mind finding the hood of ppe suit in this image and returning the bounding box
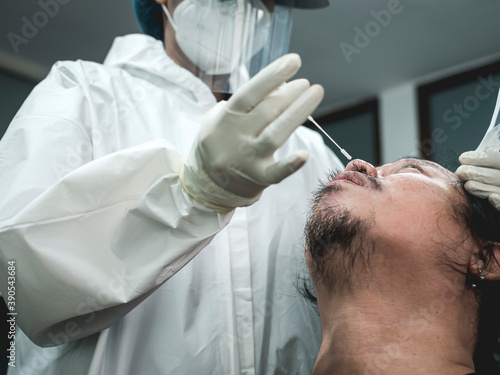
[104,34,215,105]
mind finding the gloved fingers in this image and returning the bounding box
[263,150,309,184]
[456,165,500,186]
[489,194,500,211]
[227,53,302,114]
[250,79,311,135]
[459,151,500,167]
[463,180,500,200]
[255,84,324,153]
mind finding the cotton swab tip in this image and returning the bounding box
[341,149,352,160]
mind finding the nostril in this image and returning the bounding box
[351,163,367,174]
[345,159,378,179]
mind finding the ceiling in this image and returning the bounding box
[1,0,500,114]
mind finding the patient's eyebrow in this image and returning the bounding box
[402,158,458,180]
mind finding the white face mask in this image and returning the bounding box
[161,0,271,75]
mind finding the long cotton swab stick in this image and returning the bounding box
[308,116,352,160]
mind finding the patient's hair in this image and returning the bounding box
[299,181,500,373]
[455,185,500,374]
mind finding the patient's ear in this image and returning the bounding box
[469,242,500,281]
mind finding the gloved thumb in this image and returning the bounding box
[264,150,309,184]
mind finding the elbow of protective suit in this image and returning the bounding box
[25,286,160,347]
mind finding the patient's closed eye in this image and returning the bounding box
[398,162,423,173]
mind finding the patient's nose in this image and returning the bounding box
[345,159,378,179]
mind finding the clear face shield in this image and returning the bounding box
[161,0,293,93]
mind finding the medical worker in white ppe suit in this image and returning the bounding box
[0,0,343,374]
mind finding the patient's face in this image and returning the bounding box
[305,158,467,294]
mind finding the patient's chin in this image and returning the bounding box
[305,204,373,293]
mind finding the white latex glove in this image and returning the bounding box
[180,53,324,213]
[456,151,500,210]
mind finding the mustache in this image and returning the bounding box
[312,169,382,206]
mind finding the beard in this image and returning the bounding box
[304,182,375,295]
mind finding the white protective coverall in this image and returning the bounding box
[0,34,343,375]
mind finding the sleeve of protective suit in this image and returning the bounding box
[0,64,232,347]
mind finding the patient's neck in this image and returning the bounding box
[312,277,478,375]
